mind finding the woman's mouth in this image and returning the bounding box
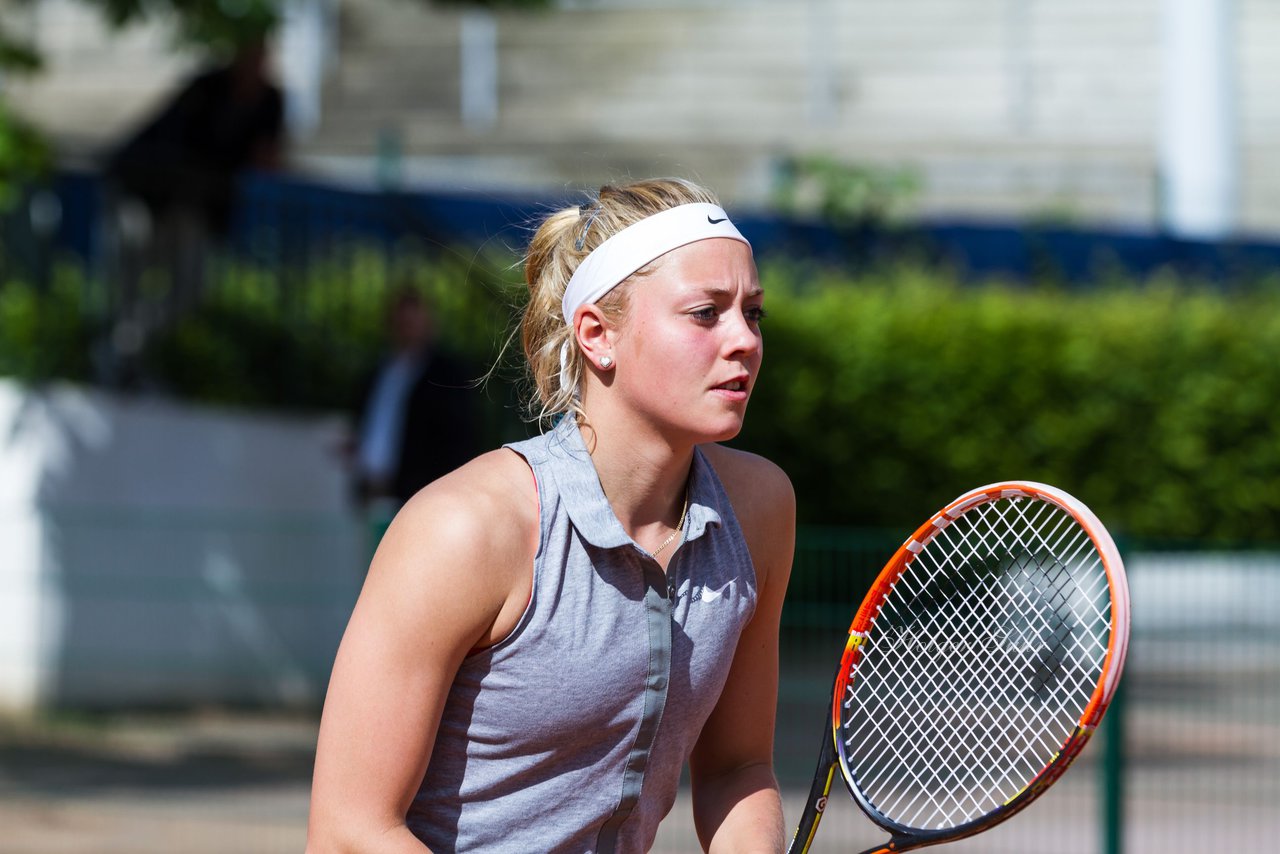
[713,377,751,398]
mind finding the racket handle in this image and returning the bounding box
[787,721,839,854]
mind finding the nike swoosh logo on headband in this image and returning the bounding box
[707,215,728,224]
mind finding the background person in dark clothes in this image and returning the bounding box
[107,36,284,238]
[102,35,284,371]
[350,288,482,512]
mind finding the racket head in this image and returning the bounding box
[831,481,1130,848]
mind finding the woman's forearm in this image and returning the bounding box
[693,761,786,853]
[305,820,432,854]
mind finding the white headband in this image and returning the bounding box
[559,202,750,325]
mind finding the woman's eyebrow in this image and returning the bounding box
[697,284,765,298]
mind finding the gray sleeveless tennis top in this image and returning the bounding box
[406,415,758,853]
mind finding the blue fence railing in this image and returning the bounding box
[11,168,1280,291]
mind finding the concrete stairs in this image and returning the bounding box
[8,0,1280,232]
[301,0,1172,225]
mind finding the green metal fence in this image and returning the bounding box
[5,513,1278,852]
[1116,549,1280,852]
[654,529,1280,853]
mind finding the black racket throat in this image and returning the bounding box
[788,660,843,854]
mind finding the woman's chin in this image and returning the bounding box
[698,414,747,445]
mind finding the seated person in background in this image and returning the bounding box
[102,34,285,357]
[107,36,284,239]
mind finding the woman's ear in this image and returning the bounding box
[573,304,616,370]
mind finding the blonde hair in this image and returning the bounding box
[520,177,721,425]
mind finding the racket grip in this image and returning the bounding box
[787,722,839,854]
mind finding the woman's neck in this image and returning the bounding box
[579,410,694,540]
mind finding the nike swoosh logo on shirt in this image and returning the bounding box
[698,580,735,602]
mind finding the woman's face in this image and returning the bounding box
[607,236,764,445]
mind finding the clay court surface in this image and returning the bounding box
[1,703,1275,854]
[0,713,314,854]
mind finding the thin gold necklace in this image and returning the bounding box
[650,490,690,558]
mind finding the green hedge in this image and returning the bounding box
[0,274,93,381]
[138,249,532,448]
[737,264,1280,542]
[0,248,532,452]
[148,249,513,395]
[4,253,1279,542]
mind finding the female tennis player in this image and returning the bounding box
[306,178,795,853]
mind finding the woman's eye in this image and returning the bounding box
[745,306,768,323]
[691,307,718,322]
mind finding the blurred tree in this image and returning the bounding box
[0,23,41,75]
[51,0,552,55]
[93,0,282,57]
[432,0,553,7]
[771,153,920,232]
[0,20,50,209]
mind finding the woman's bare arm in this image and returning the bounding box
[690,446,796,853]
[306,450,537,854]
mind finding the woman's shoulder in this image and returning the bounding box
[370,449,539,644]
[698,444,795,588]
[396,448,539,556]
[699,443,794,512]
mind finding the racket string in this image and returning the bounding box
[847,586,1040,821]
[846,616,1052,826]
[839,497,1112,831]
[847,592,1068,826]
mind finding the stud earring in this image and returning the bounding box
[600,356,613,369]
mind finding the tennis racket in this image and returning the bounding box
[788,481,1130,854]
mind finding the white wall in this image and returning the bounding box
[0,380,365,712]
